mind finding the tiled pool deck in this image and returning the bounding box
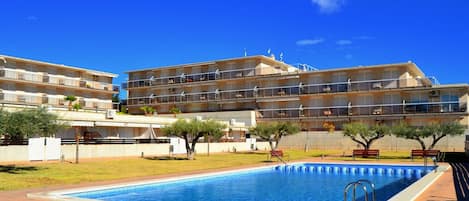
[0,159,462,201]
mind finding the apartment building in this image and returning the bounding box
[0,55,118,111]
[125,55,469,131]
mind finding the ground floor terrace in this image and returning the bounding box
[0,150,467,201]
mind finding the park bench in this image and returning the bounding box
[411,150,440,161]
[269,150,290,162]
[352,149,380,160]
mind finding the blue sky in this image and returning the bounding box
[1,0,468,98]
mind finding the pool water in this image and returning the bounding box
[69,163,435,201]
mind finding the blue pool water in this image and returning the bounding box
[69,163,435,201]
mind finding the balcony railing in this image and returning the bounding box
[128,88,261,106]
[257,101,465,119]
[0,68,117,92]
[126,68,258,89]
[0,93,112,110]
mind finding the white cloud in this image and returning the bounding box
[311,0,346,14]
[336,40,352,45]
[26,16,38,21]
[345,54,353,59]
[296,38,325,46]
[354,36,375,40]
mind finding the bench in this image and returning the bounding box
[411,150,440,161]
[352,149,380,160]
[269,150,289,162]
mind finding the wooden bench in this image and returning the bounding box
[269,150,289,162]
[411,150,440,161]
[271,150,284,157]
[352,149,380,160]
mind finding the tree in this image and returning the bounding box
[249,122,300,150]
[200,120,226,156]
[162,118,224,160]
[2,107,67,144]
[393,122,466,150]
[72,103,82,111]
[140,106,155,116]
[64,95,77,111]
[169,106,181,118]
[0,108,8,138]
[343,122,391,150]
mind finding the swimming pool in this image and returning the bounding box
[62,163,436,201]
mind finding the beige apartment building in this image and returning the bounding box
[0,55,118,111]
[125,55,469,131]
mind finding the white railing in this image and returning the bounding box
[257,101,465,119]
[0,68,117,92]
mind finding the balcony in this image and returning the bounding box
[220,90,255,100]
[257,101,465,120]
[256,86,300,98]
[126,68,258,89]
[0,68,117,92]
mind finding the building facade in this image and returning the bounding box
[125,55,469,131]
[0,55,118,111]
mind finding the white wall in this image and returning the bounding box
[279,131,466,151]
[0,145,29,162]
[0,142,270,162]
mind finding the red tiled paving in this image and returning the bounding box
[415,165,457,201]
[0,158,459,201]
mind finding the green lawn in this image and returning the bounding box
[0,149,415,191]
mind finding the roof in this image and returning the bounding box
[300,62,425,77]
[432,83,469,90]
[125,55,295,73]
[0,54,118,78]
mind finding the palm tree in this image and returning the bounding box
[169,106,181,117]
[72,103,82,111]
[140,106,155,116]
[64,95,77,111]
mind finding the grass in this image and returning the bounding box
[0,149,418,191]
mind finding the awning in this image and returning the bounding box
[126,123,151,128]
[60,121,95,127]
[94,122,163,128]
[95,122,127,127]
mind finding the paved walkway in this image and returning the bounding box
[415,165,457,201]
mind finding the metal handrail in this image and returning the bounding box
[344,179,376,201]
[357,179,376,201]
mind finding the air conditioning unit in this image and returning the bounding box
[429,90,440,97]
[106,109,116,119]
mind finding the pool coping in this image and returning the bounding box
[28,161,448,201]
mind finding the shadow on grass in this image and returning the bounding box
[0,165,40,174]
[144,156,188,161]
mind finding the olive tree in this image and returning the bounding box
[343,122,391,150]
[2,107,66,144]
[0,108,8,138]
[162,118,225,160]
[392,122,466,150]
[202,119,226,156]
[249,122,300,150]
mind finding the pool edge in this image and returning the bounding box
[388,164,450,201]
[28,161,443,201]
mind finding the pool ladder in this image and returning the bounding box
[343,179,376,201]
